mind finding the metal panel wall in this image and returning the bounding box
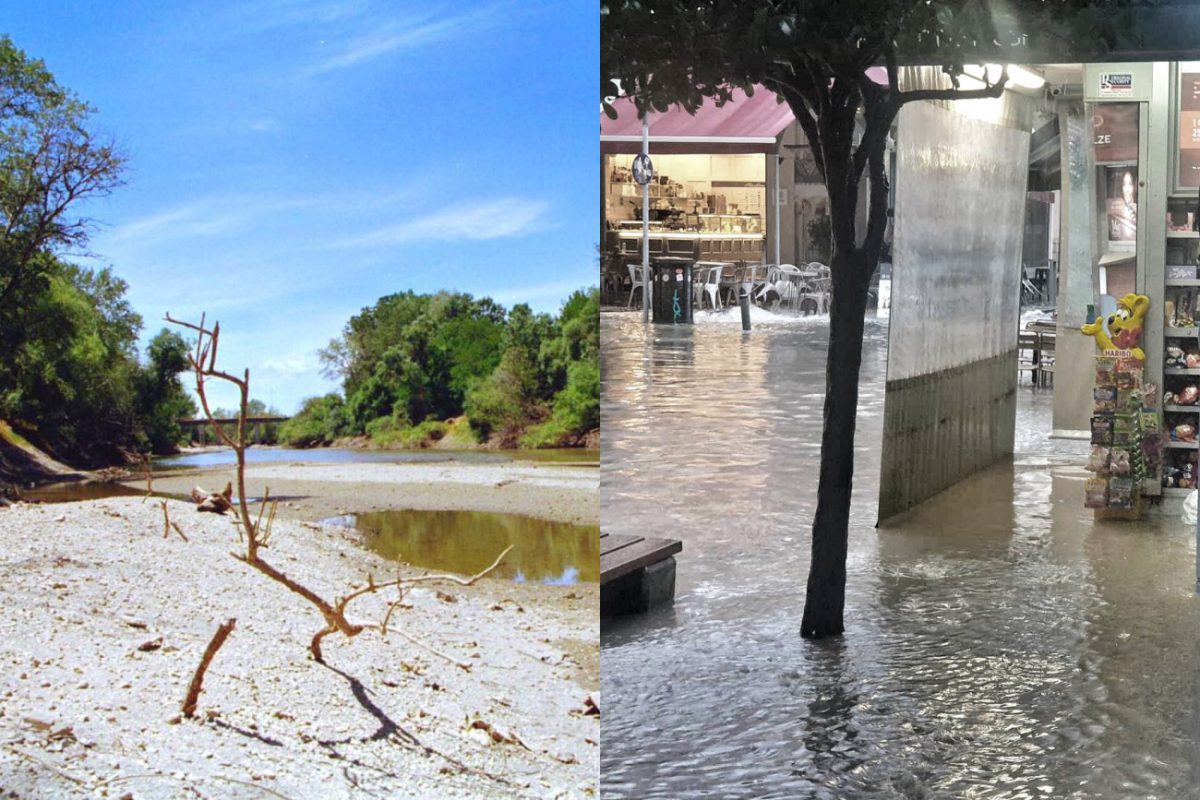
[879,100,1030,521]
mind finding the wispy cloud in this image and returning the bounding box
[99,200,311,251]
[306,7,498,75]
[102,201,247,245]
[102,193,340,250]
[338,197,550,247]
[217,0,369,34]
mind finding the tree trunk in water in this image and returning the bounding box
[801,249,871,639]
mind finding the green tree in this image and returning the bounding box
[0,35,124,311]
[136,329,196,454]
[464,346,541,440]
[327,291,507,432]
[540,288,599,398]
[278,394,352,447]
[602,1,1122,638]
[0,260,153,464]
[314,288,595,448]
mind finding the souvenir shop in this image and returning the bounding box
[1076,62,1200,515]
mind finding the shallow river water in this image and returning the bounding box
[324,508,599,585]
[155,446,596,469]
[601,311,1200,799]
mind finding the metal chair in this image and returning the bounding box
[800,275,832,315]
[776,264,804,311]
[626,263,645,309]
[755,265,780,306]
[700,264,725,310]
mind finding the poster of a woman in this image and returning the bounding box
[1107,166,1137,242]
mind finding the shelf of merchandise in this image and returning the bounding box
[609,181,690,200]
[1163,242,1200,493]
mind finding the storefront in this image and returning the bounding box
[1057,62,1200,501]
[599,89,794,304]
[604,152,767,263]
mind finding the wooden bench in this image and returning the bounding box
[601,532,682,615]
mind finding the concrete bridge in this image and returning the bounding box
[178,416,290,445]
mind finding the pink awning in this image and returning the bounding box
[600,86,795,154]
[600,72,889,154]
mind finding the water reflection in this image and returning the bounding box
[325,508,598,584]
[601,311,1200,799]
[23,481,146,503]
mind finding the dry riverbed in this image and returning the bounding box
[0,461,599,798]
[140,459,599,527]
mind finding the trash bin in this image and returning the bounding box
[650,257,693,324]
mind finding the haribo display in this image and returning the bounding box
[1082,304,1162,511]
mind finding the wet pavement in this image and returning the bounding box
[600,311,1200,799]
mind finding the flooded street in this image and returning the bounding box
[601,312,1200,799]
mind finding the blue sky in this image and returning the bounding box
[3,1,597,413]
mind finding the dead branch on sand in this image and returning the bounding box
[181,617,236,718]
[165,312,511,714]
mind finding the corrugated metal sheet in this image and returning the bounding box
[879,99,1030,521]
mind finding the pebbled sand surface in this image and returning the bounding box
[0,490,598,798]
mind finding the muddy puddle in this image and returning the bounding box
[22,481,153,503]
[324,508,599,585]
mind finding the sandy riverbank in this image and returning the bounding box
[130,460,599,528]
[0,495,599,798]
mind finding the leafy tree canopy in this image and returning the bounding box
[294,288,599,449]
[0,35,124,310]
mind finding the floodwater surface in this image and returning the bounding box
[325,509,599,585]
[601,311,1200,799]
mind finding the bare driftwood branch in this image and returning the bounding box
[182,617,236,719]
[166,312,512,702]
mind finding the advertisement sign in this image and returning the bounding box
[1180,72,1200,187]
[1106,166,1138,242]
[1092,103,1139,163]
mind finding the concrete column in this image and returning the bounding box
[1052,100,1098,436]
